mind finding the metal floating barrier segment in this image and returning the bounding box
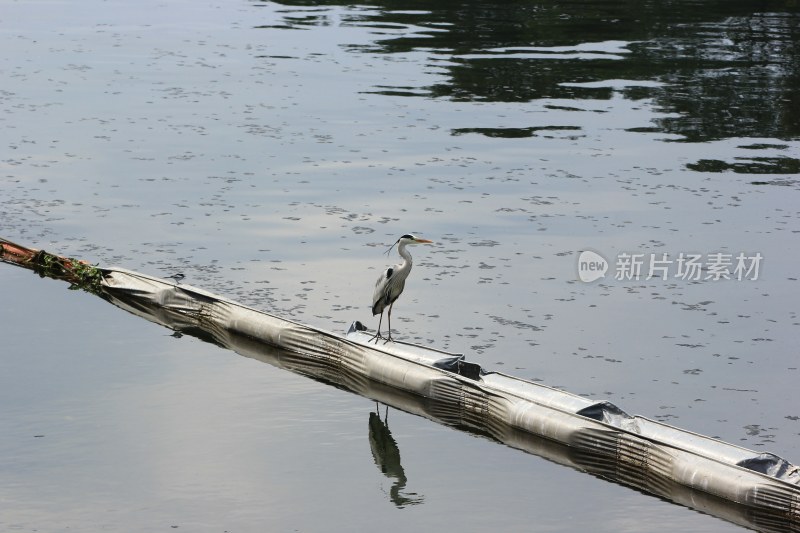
[1,239,798,531]
[97,268,800,531]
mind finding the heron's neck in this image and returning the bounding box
[397,242,413,265]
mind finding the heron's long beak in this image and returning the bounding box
[414,238,434,244]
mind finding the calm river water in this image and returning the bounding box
[2,1,799,531]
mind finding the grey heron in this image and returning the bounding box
[370,234,433,343]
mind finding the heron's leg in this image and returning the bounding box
[384,302,394,343]
[369,311,384,343]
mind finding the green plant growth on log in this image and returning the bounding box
[30,250,104,294]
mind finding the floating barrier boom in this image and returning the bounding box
[2,238,799,531]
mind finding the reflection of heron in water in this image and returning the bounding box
[368,403,424,508]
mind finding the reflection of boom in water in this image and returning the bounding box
[368,403,424,508]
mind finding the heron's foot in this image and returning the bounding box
[368,330,384,343]
[383,334,394,344]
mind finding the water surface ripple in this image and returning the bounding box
[2,0,799,531]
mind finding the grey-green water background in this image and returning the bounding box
[2,1,799,531]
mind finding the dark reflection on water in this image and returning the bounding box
[368,403,424,508]
[688,155,800,173]
[257,0,800,145]
[452,125,583,139]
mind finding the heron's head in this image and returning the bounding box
[386,234,434,254]
[399,234,433,245]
